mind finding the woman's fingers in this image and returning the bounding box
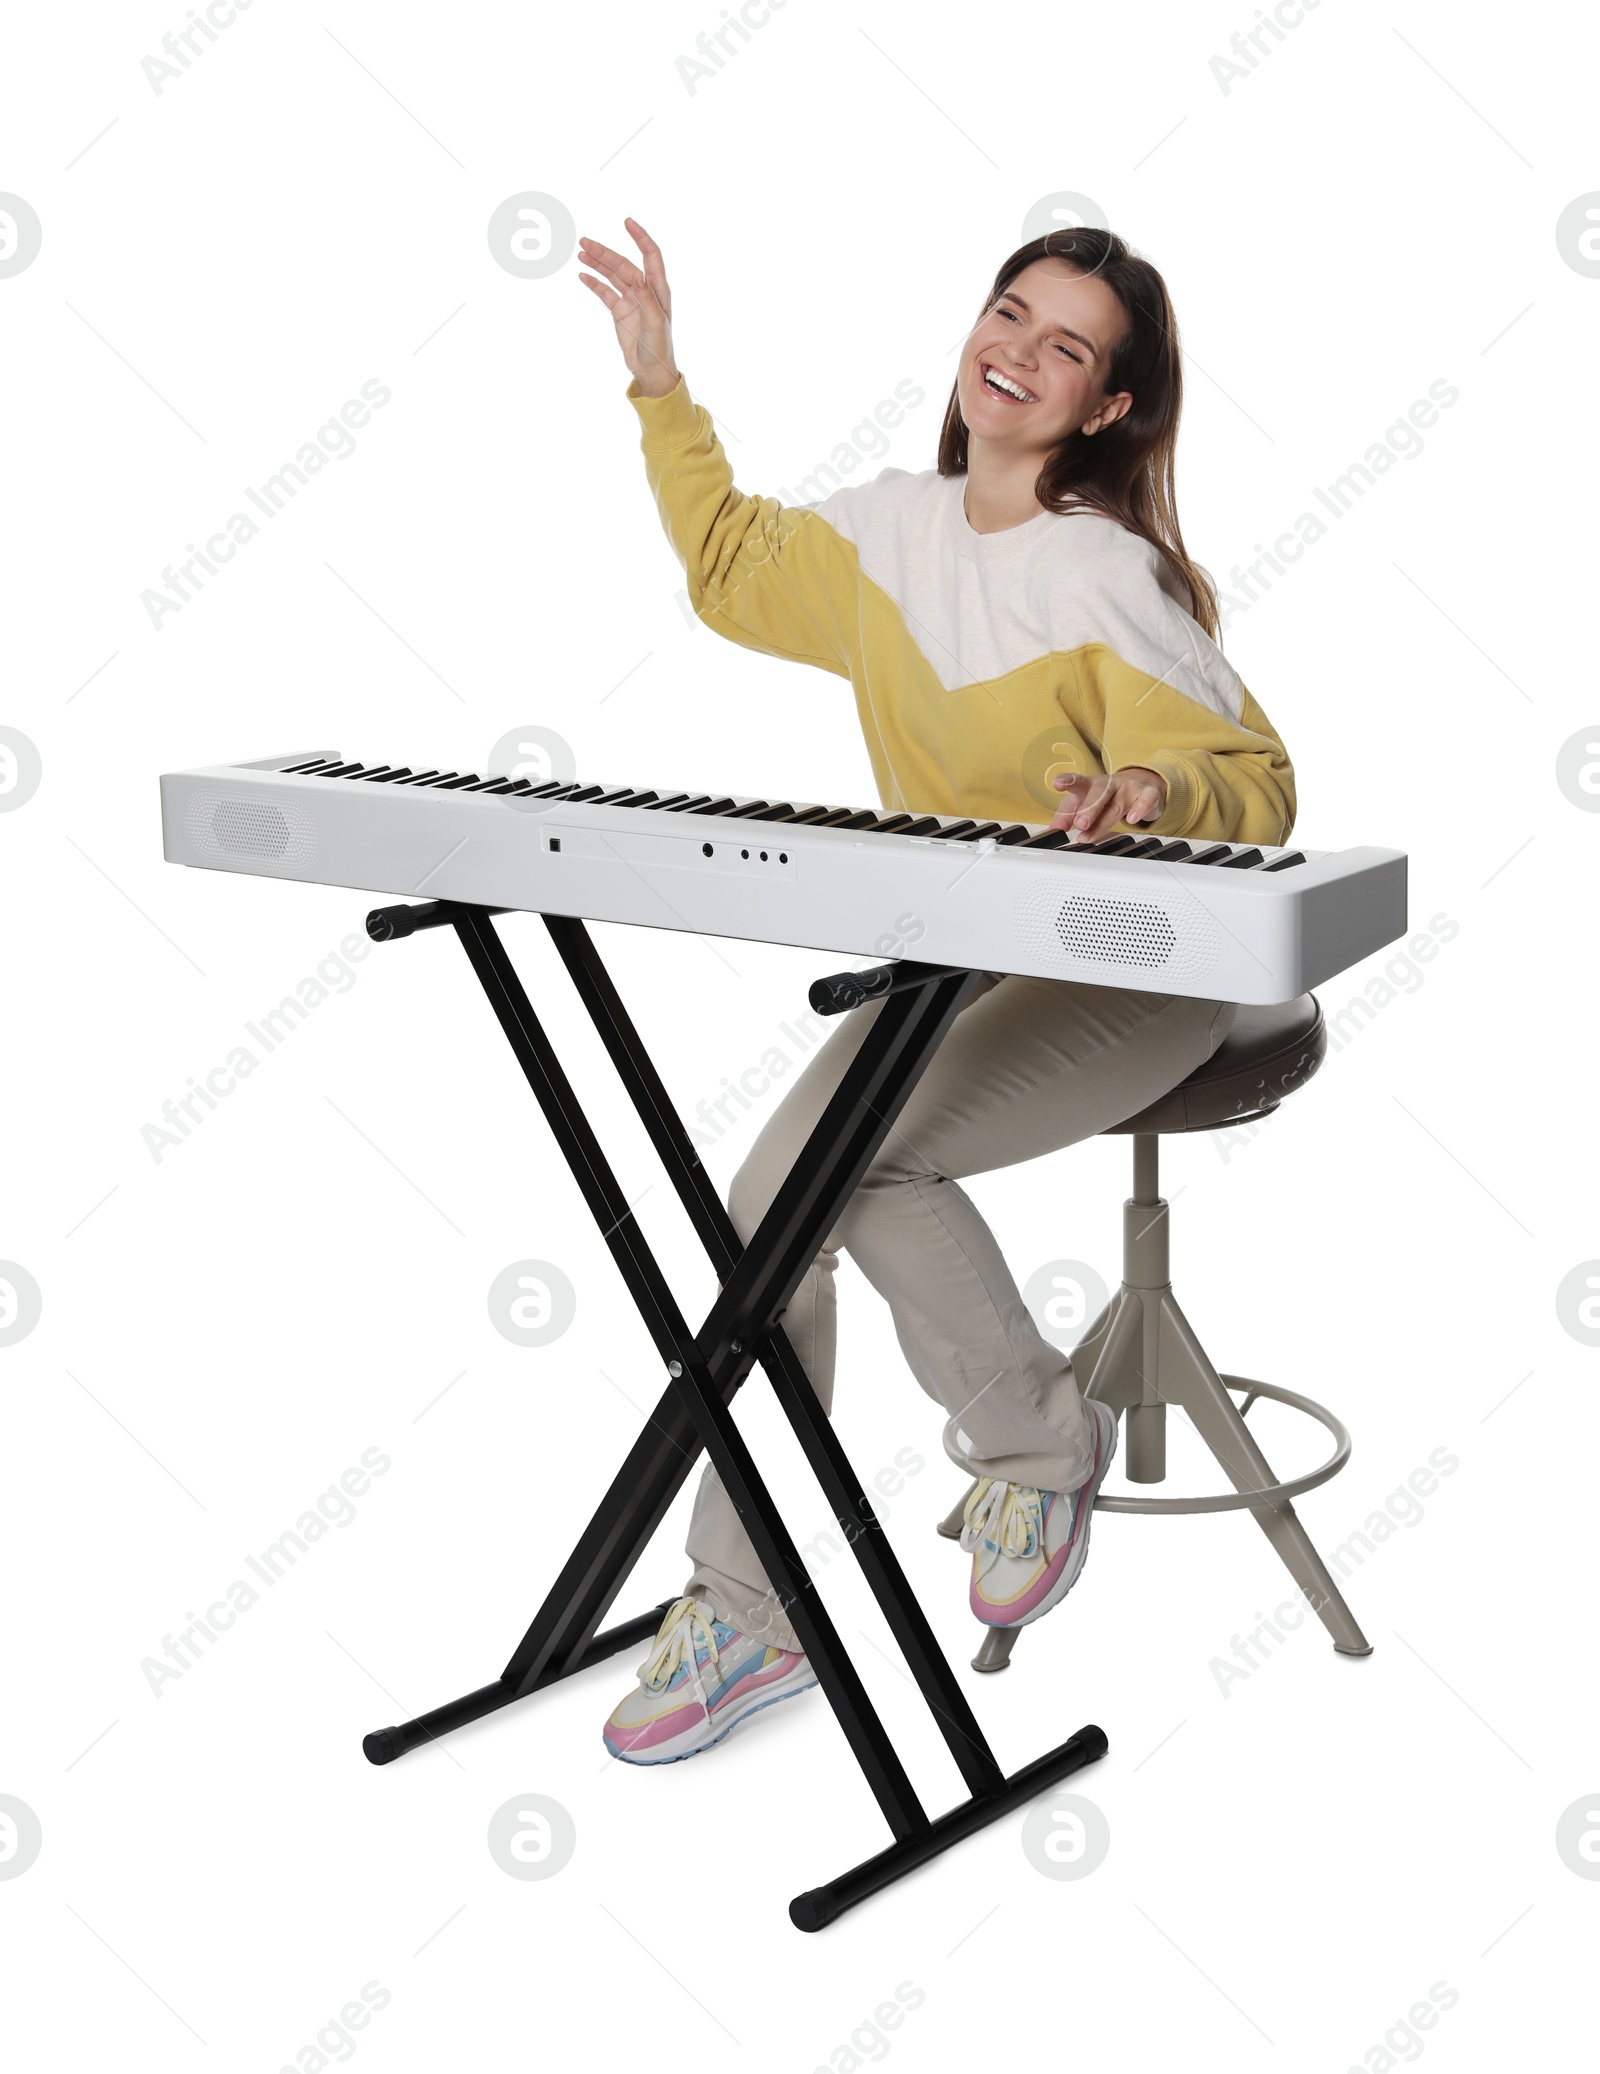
[578,228,668,320]
[1047,772,1088,831]
[1116,768,1168,827]
[624,217,672,318]
[576,236,630,280]
[1065,775,1118,840]
[577,239,646,310]
[577,269,626,316]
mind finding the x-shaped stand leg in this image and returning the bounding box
[361,904,1106,1928]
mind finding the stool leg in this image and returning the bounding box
[936,1489,972,1541]
[1155,1292,1373,1656]
[970,1627,1018,1673]
[1068,1292,1117,1393]
[1078,1287,1143,1416]
[1120,1143,1168,1483]
[1125,1401,1167,1483]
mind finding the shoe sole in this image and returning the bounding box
[970,1403,1120,1630]
[604,1661,820,1766]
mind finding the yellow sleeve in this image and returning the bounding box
[1079,643,1297,848]
[626,373,855,678]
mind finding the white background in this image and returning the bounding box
[3,1,1596,2066]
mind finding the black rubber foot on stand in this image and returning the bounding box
[788,1722,1109,1930]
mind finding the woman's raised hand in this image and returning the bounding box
[577,218,680,398]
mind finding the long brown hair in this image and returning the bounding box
[937,227,1220,640]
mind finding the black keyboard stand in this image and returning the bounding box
[358,899,1107,1929]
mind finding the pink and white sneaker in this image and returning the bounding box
[960,1400,1119,1628]
[601,1595,818,1765]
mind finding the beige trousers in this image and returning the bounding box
[682,971,1238,1652]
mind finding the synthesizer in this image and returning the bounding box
[159,749,1407,1005]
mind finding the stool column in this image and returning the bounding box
[1124,1135,1168,1483]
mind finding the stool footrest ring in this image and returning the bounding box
[941,1376,1351,1518]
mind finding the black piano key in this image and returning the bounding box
[283,756,340,773]
[365,768,414,783]
[1186,844,1233,865]
[517,779,569,797]
[1019,828,1072,850]
[433,774,483,790]
[948,822,1004,841]
[654,794,714,813]
[863,813,915,833]
[1217,846,1264,869]
[478,779,523,794]
[587,786,641,805]
[898,816,943,836]
[641,792,694,811]
[686,797,739,815]
[833,809,882,830]
[927,820,978,841]
[1082,834,1137,854]
[606,790,660,808]
[711,800,770,818]
[807,807,860,827]
[1118,838,1167,858]
[318,762,366,779]
[562,783,606,801]
[1261,850,1307,871]
[461,775,510,791]
[393,769,442,786]
[1149,840,1193,860]
[993,825,1033,845]
[346,765,394,780]
[776,806,834,825]
[742,801,795,821]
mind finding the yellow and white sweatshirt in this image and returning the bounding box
[627,373,1295,846]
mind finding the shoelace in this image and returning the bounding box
[639,1595,724,1705]
[963,1477,1047,1572]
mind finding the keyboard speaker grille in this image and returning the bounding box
[1055,895,1176,966]
[1015,882,1221,982]
[185,788,315,868]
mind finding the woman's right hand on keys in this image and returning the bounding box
[578,218,680,398]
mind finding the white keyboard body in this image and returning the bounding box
[160,750,1408,1005]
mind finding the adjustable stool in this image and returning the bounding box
[936,992,1373,1673]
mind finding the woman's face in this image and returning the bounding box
[958,257,1132,452]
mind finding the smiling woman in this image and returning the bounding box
[943,246,1215,619]
[574,216,1295,1766]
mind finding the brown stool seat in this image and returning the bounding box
[1104,993,1325,1136]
